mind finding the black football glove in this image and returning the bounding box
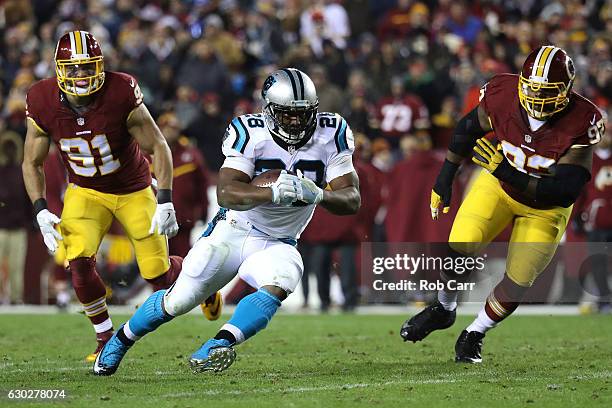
[431,160,459,220]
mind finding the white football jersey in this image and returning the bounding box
[220,112,355,240]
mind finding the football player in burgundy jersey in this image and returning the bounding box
[22,31,221,362]
[400,46,605,363]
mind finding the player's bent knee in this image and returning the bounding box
[183,240,230,280]
[163,278,205,316]
[506,269,537,288]
[163,292,198,316]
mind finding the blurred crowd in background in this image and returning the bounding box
[0,0,610,309]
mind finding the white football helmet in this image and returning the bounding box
[261,68,319,146]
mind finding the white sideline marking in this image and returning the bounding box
[161,379,456,398]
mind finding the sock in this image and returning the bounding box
[70,257,112,333]
[219,288,281,344]
[465,307,497,334]
[145,256,183,291]
[120,290,174,344]
[437,289,458,311]
[466,274,528,334]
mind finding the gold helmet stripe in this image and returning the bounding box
[73,30,83,54]
[534,46,554,78]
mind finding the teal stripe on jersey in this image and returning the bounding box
[231,118,250,154]
[334,119,348,153]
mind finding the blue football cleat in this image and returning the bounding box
[189,338,236,373]
[92,326,132,376]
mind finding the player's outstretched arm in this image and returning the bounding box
[431,105,492,219]
[128,104,173,190]
[22,118,62,253]
[22,118,51,203]
[319,171,361,215]
[128,104,179,237]
[217,167,275,210]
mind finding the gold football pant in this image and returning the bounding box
[59,184,169,279]
[449,170,572,286]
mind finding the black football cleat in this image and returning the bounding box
[454,330,485,363]
[400,301,456,342]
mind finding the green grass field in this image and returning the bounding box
[0,313,610,407]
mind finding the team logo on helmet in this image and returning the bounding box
[261,76,277,99]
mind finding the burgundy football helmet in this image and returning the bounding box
[55,31,105,96]
[518,45,575,120]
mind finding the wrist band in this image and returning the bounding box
[33,198,48,215]
[157,189,172,204]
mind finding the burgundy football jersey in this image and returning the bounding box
[581,149,612,230]
[26,71,151,194]
[480,74,604,207]
[375,95,429,138]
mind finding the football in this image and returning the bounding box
[251,169,308,206]
[250,169,295,187]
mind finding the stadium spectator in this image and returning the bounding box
[384,135,461,243]
[576,126,612,313]
[184,92,227,172]
[0,129,29,304]
[300,0,350,58]
[372,76,429,148]
[176,39,230,97]
[158,112,210,258]
[309,64,345,114]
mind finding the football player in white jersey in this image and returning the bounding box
[93,68,361,375]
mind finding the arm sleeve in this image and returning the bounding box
[447,106,488,157]
[326,115,356,182]
[220,118,256,177]
[494,161,591,208]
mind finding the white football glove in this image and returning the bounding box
[296,170,324,205]
[149,202,179,237]
[270,170,299,206]
[36,209,62,254]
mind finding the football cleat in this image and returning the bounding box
[92,326,132,376]
[200,291,223,321]
[455,330,485,363]
[400,301,456,342]
[85,329,113,363]
[189,338,236,373]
